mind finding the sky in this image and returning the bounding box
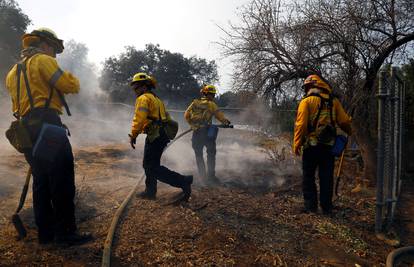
[17,0,251,91]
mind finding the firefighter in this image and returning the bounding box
[293,74,352,214]
[5,28,91,244]
[184,85,231,184]
[128,72,193,201]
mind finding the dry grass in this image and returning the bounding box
[0,132,405,266]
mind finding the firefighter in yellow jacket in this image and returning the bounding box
[293,74,352,214]
[5,28,91,244]
[184,85,230,184]
[129,72,193,201]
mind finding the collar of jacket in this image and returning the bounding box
[20,47,46,59]
[200,96,212,101]
[137,91,155,98]
[306,88,330,99]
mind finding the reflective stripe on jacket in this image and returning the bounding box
[293,88,352,153]
[130,92,170,138]
[5,53,80,116]
[184,97,227,130]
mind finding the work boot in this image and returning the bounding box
[195,157,207,180]
[299,207,317,214]
[55,231,92,246]
[181,175,193,202]
[322,206,334,215]
[136,190,156,200]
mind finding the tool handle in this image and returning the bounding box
[15,168,32,214]
[336,150,345,177]
[334,176,341,196]
[334,151,345,196]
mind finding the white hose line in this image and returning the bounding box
[101,129,193,267]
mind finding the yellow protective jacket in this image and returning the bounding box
[5,53,80,116]
[130,92,170,138]
[293,88,352,153]
[184,97,228,130]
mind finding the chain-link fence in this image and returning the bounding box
[376,67,406,233]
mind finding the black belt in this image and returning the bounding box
[22,107,59,119]
[22,107,62,127]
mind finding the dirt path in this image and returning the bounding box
[0,131,407,266]
[113,174,390,266]
[0,143,141,267]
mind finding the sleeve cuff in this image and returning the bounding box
[130,131,139,138]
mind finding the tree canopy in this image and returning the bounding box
[220,0,414,181]
[0,0,30,92]
[221,0,414,101]
[99,44,219,107]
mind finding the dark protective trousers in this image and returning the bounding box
[22,109,76,240]
[192,127,217,178]
[302,144,335,212]
[143,128,188,195]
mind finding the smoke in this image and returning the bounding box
[0,97,17,153]
[162,125,299,190]
[54,39,133,147]
[0,74,299,193]
[233,99,279,136]
[60,89,299,191]
[57,39,107,113]
[0,40,300,193]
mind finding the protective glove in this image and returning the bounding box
[128,134,136,149]
[223,119,231,126]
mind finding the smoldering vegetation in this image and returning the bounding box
[0,41,299,192]
[0,80,299,191]
[60,89,300,190]
[164,127,299,190]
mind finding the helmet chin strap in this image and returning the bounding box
[39,42,57,57]
[135,85,150,97]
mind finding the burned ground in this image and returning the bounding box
[0,129,411,266]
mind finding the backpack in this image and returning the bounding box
[188,99,212,126]
[308,93,337,145]
[147,95,178,141]
[6,58,71,153]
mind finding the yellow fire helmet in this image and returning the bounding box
[22,27,64,54]
[200,84,217,95]
[302,74,332,93]
[130,72,157,88]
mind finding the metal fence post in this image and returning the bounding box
[398,72,405,187]
[376,70,387,234]
[386,68,396,227]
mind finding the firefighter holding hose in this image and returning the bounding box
[128,72,193,201]
[293,74,352,214]
[184,85,231,185]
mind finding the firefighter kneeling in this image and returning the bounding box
[184,85,230,185]
[129,72,193,201]
[293,74,352,214]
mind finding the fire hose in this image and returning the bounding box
[101,124,233,267]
